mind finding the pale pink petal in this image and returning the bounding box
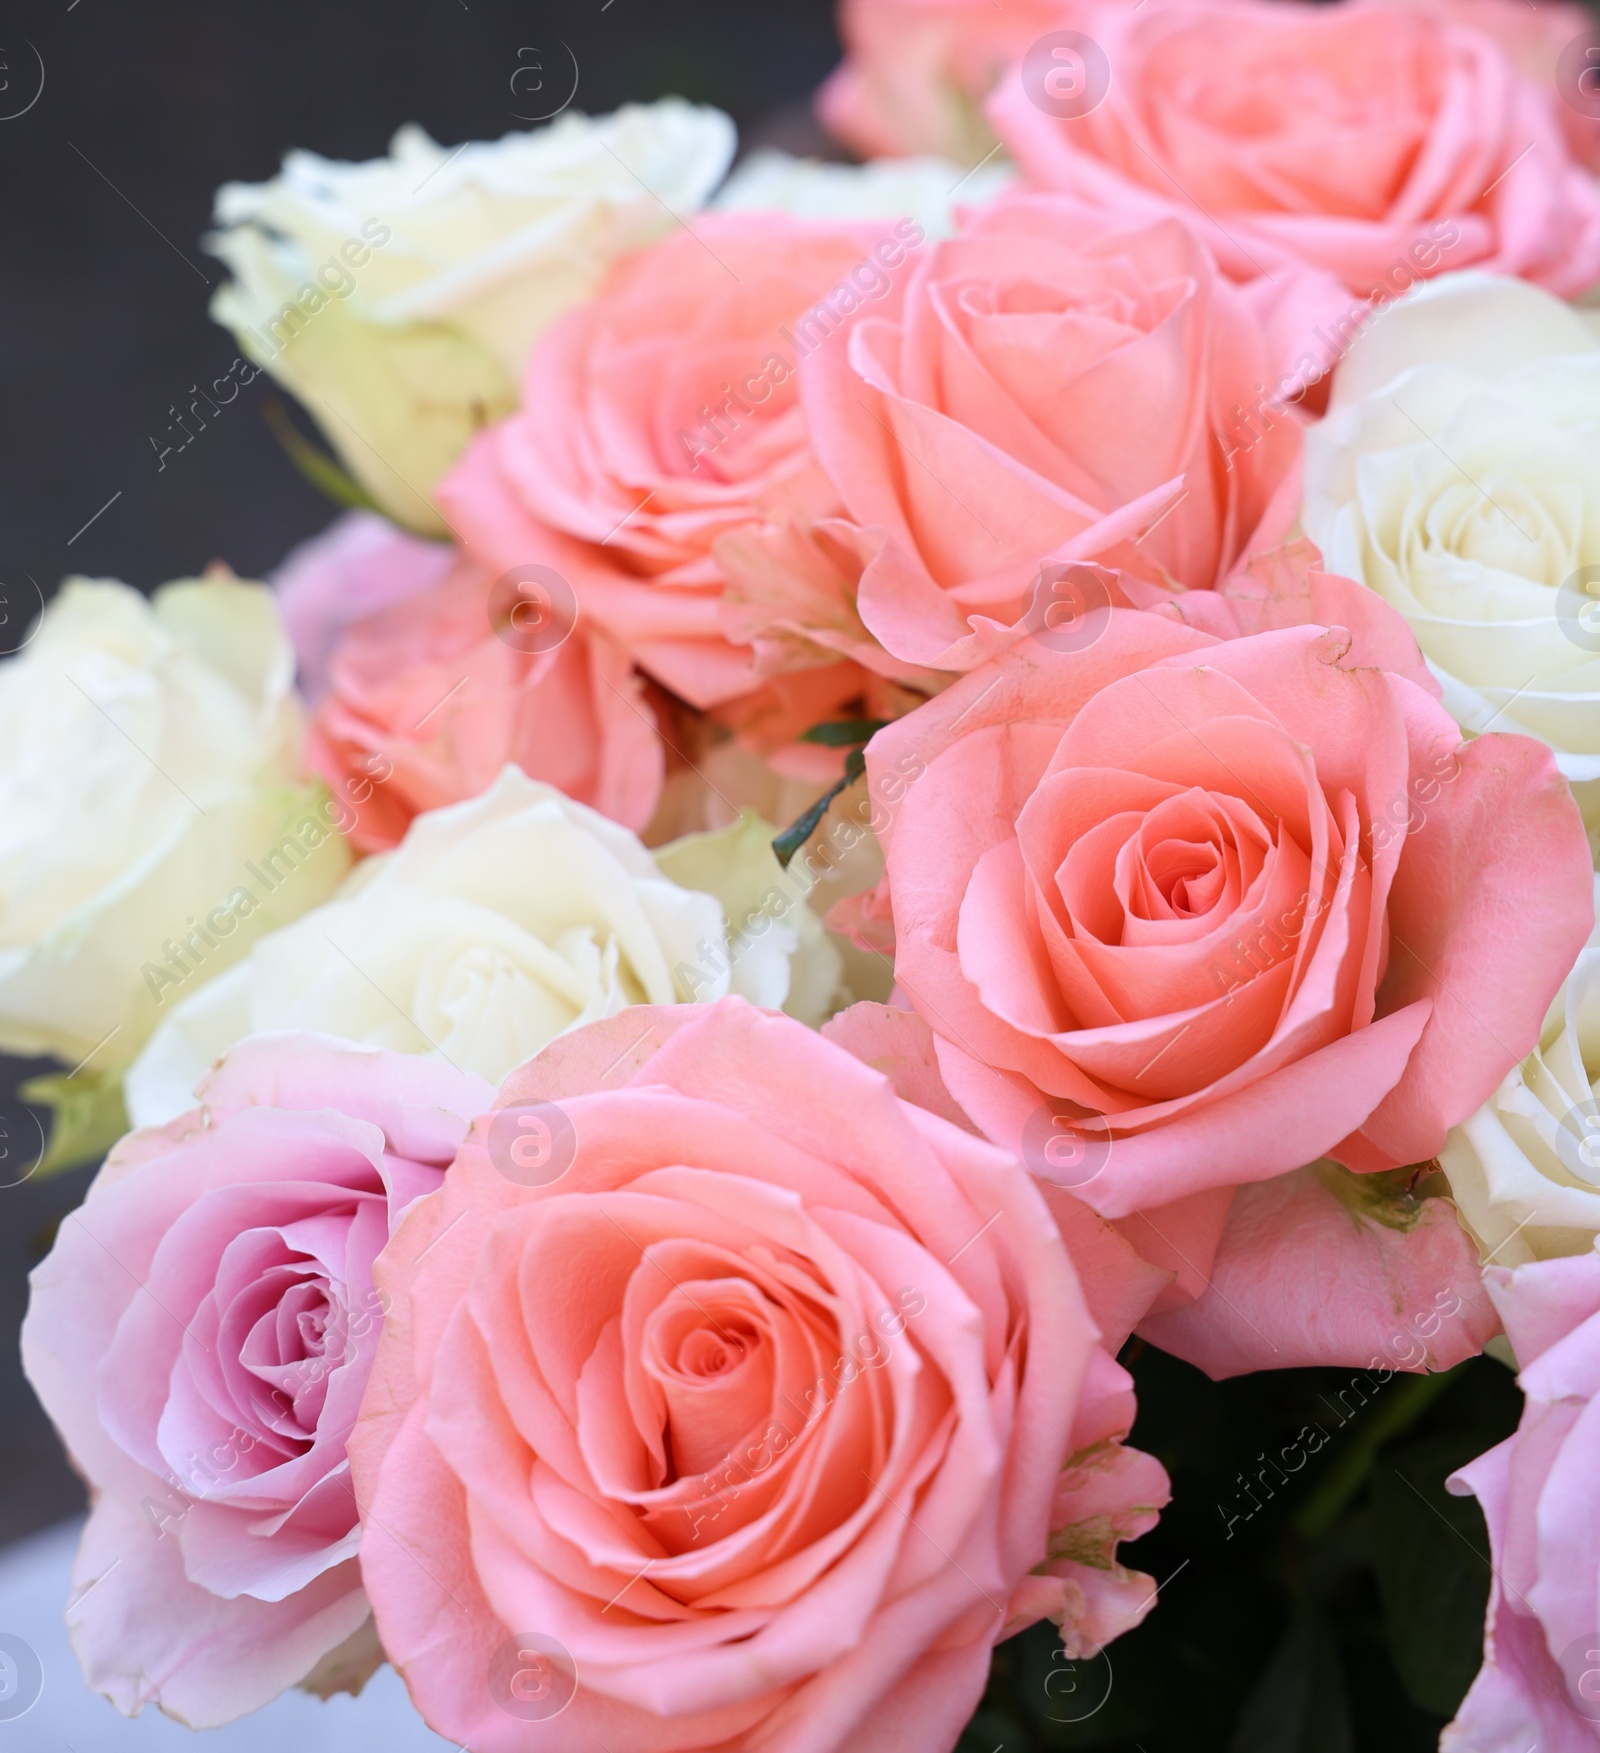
[1139,1161,1500,1376]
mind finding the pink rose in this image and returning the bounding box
[989,0,1600,298]
[1447,1252,1600,1750]
[439,214,930,711]
[795,193,1330,673]
[20,1033,492,1727]
[862,605,1593,1294]
[1367,0,1600,171]
[350,998,1169,1753]
[305,539,663,854]
[816,0,1064,160]
[1137,1158,1500,1378]
[272,511,456,705]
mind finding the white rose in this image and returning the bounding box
[713,148,1013,236]
[125,768,839,1125]
[1441,879,1600,1264]
[0,576,348,1069]
[207,101,736,531]
[653,808,843,1025]
[1303,270,1600,835]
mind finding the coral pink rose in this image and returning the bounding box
[20,1032,492,1726]
[863,605,1593,1296]
[304,536,662,853]
[794,193,1334,673]
[1446,1251,1600,1751]
[989,0,1600,299]
[817,0,1064,161]
[350,998,1170,1753]
[440,214,931,710]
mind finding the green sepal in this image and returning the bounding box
[16,1066,130,1181]
[772,749,867,868]
[797,718,892,748]
[262,395,386,513]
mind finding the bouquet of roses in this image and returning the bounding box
[12,0,1600,1746]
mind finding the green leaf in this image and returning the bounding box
[796,717,892,748]
[262,395,386,513]
[1229,1609,1354,1753]
[1371,1433,1492,1717]
[16,1068,129,1180]
[771,750,866,869]
[1293,1364,1465,1542]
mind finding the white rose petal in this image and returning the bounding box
[1304,270,1600,837]
[653,810,845,1026]
[0,577,348,1066]
[713,148,1013,236]
[207,101,736,530]
[125,768,827,1125]
[1441,877,1600,1263]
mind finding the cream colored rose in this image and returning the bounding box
[1303,271,1600,834]
[124,768,841,1124]
[0,576,349,1069]
[653,808,843,1025]
[208,101,735,531]
[713,148,1013,235]
[1441,879,1600,1263]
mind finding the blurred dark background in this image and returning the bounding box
[0,0,842,1547]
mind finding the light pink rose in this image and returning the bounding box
[1137,1158,1501,1377]
[304,539,663,853]
[796,193,1335,673]
[1156,537,1451,692]
[989,0,1600,299]
[816,0,1064,160]
[1367,0,1600,171]
[1446,1251,1600,1751]
[272,511,456,705]
[350,998,1169,1753]
[439,214,931,711]
[862,606,1593,1295]
[20,1033,492,1727]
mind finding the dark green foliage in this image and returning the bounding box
[956,1344,1523,1752]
